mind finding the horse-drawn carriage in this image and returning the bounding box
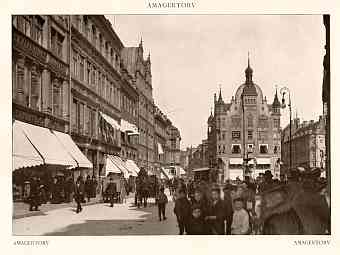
[135,168,160,208]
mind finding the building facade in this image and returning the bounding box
[69,15,124,178]
[12,15,182,182]
[13,15,71,134]
[154,106,171,173]
[281,116,326,175]
[209,59,281,181]
[121,41,156,173]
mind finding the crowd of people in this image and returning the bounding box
[167,168,330,235]
[24,174,99,212]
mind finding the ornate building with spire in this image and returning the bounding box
[121,39,156,173]
[208,57,282,181]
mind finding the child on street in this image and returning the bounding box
[231,197,250,235]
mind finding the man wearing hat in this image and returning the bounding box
[258,170,274,193]
[222,185,234,234]
[205,187,225,234]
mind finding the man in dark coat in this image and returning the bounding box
[91,175,98,198]
[187,205,208,235]
[174,189,191,235]
[190,189,209,218]
[28,177,40,211]
[74,180,84,213]
[85,175,92,202]
[106,178,117,207]
[205,187,225,235]
[223,185,234,235]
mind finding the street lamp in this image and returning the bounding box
[279,86,292,173]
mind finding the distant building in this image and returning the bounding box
[208,58,281,182]
[281,116,326,176]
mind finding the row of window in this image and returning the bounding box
[72,49,120,109]
[75,15,120,72]
[13,16,66,60]
[121,94,137,118]
[71,98,96,137]
[12,61,64,118]
[218,144,279,154]
[217,116,279,129]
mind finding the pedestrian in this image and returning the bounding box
[187,205,208,235]
[190,189,208,218]
[74,179,84,214]
[85,175,92,202]
[174,189,191,235]
[231,197,250,235]
[156,187,168,221]
[205,187,225,235]
[120,176,127,203]
[91,175,98,199]
[28,176,40,211]
[106,178,117,207]
[223,185,234,235]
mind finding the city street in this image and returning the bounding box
[13,191,178,235]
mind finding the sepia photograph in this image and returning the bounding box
[11,14,330,236]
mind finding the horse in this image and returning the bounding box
[254,182,330,235]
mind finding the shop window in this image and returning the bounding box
[232,144,241,154]
[260,144,268,154]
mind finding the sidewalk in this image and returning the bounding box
[13,193,136,220]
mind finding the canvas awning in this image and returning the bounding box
[121,119,139,135]
[109,155,133,178]
[13,121,44,171]
[192,167,209,172]
[256,158,271,165]
[99,112,121,130]
[125,159,140,175]
[229,158,243,165]
[105,155,122,176]
[157,143,164,154]
[15,121,77,167]
[53,131,93,168]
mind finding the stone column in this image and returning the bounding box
[16,53,25,105]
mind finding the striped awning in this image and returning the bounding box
[15,121,77,167]
[13,121,44,171]
[100,112,121,130]
[121,119,139,135]
[105,155,121,176]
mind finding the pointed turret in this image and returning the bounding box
[242,52,257,96]
[217,85,224,104]
[272,88,281,108]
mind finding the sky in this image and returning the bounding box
[106,15,325,150]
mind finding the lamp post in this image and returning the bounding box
[279,86,292,173]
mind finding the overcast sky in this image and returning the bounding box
[107,15,325,150]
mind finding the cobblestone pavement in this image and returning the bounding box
[13,191,178,235]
